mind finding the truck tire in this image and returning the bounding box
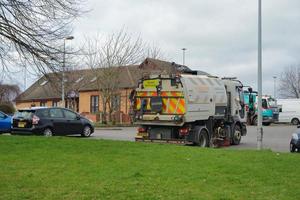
[291,118,299,125]
[263,122,271,126]
[252,116,257,126]
[231,125,241,145]
[196,129,209,147]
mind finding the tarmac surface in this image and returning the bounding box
[89,124,298,152]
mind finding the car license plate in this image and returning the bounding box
[18,122,26,128]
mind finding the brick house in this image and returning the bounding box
[15,58,191,123]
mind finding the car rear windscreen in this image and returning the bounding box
[14,110,35,119]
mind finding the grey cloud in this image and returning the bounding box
[71,0,300,96]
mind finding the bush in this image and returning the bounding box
[0,102,16,114]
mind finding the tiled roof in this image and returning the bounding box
[16,58,194,102]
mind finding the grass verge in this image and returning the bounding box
[0,135,299,200]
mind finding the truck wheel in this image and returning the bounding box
[231,125,241,145]
[252,116,257,126]
[196,129,209,147]
[291,118,299,125]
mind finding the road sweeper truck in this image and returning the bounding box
[132,73,247,147]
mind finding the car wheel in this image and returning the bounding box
[43,128,53,137]
[81,126,91,137]
[231,125,242,145]
[291,118,299,125]
[290,143,296,153]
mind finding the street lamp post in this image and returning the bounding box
[273,76,277,98]
[257,0,263,150]
[182,48,187,65]
[61,36,74,108]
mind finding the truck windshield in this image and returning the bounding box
[268,98,276,107]
[262,99,269,109]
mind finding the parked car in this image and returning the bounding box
[11,107,94,137]
[277,99,300,125]
[0,111,12,133]
[290,126,300,152]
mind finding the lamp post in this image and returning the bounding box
[61,36,74,108]
[257,0,263,150]
[273,76,277,99]
[182,48,187,65]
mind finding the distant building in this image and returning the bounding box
[15,58,192,123]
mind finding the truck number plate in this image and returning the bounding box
[18,122,26,128]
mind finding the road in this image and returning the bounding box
[229,125,297,152]
[89,125,298,152]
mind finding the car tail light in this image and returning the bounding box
[138,127,147,133]
[179,127,189,136]
[32,115,40,125]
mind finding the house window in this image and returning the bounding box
[90,95,99,113]
[40,101,46,107]
[111,95,121,111]
[52,101,58,107]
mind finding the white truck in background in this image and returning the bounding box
[132,73,247,147]
[277,99,300,125]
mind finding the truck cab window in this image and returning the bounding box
[262,99,268,109]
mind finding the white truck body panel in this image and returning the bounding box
[181,75,227,122]
[277,99,300,123]
[134,74,246,125]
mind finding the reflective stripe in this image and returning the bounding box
[136,98,141,110]
[135,91,186,114]
[163,98,185,114]
[137,91,184,97]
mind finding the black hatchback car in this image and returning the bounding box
[11,107,94,137]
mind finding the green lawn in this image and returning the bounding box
[0,136,299,200]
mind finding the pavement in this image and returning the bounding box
[89,124,298,152]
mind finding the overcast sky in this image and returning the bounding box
[17,0,300,96]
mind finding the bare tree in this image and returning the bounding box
[144,43,165,60]
[279,65,300,98]
[0,81,20,103]
[83,30,163,123]
[0,0,84,74]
